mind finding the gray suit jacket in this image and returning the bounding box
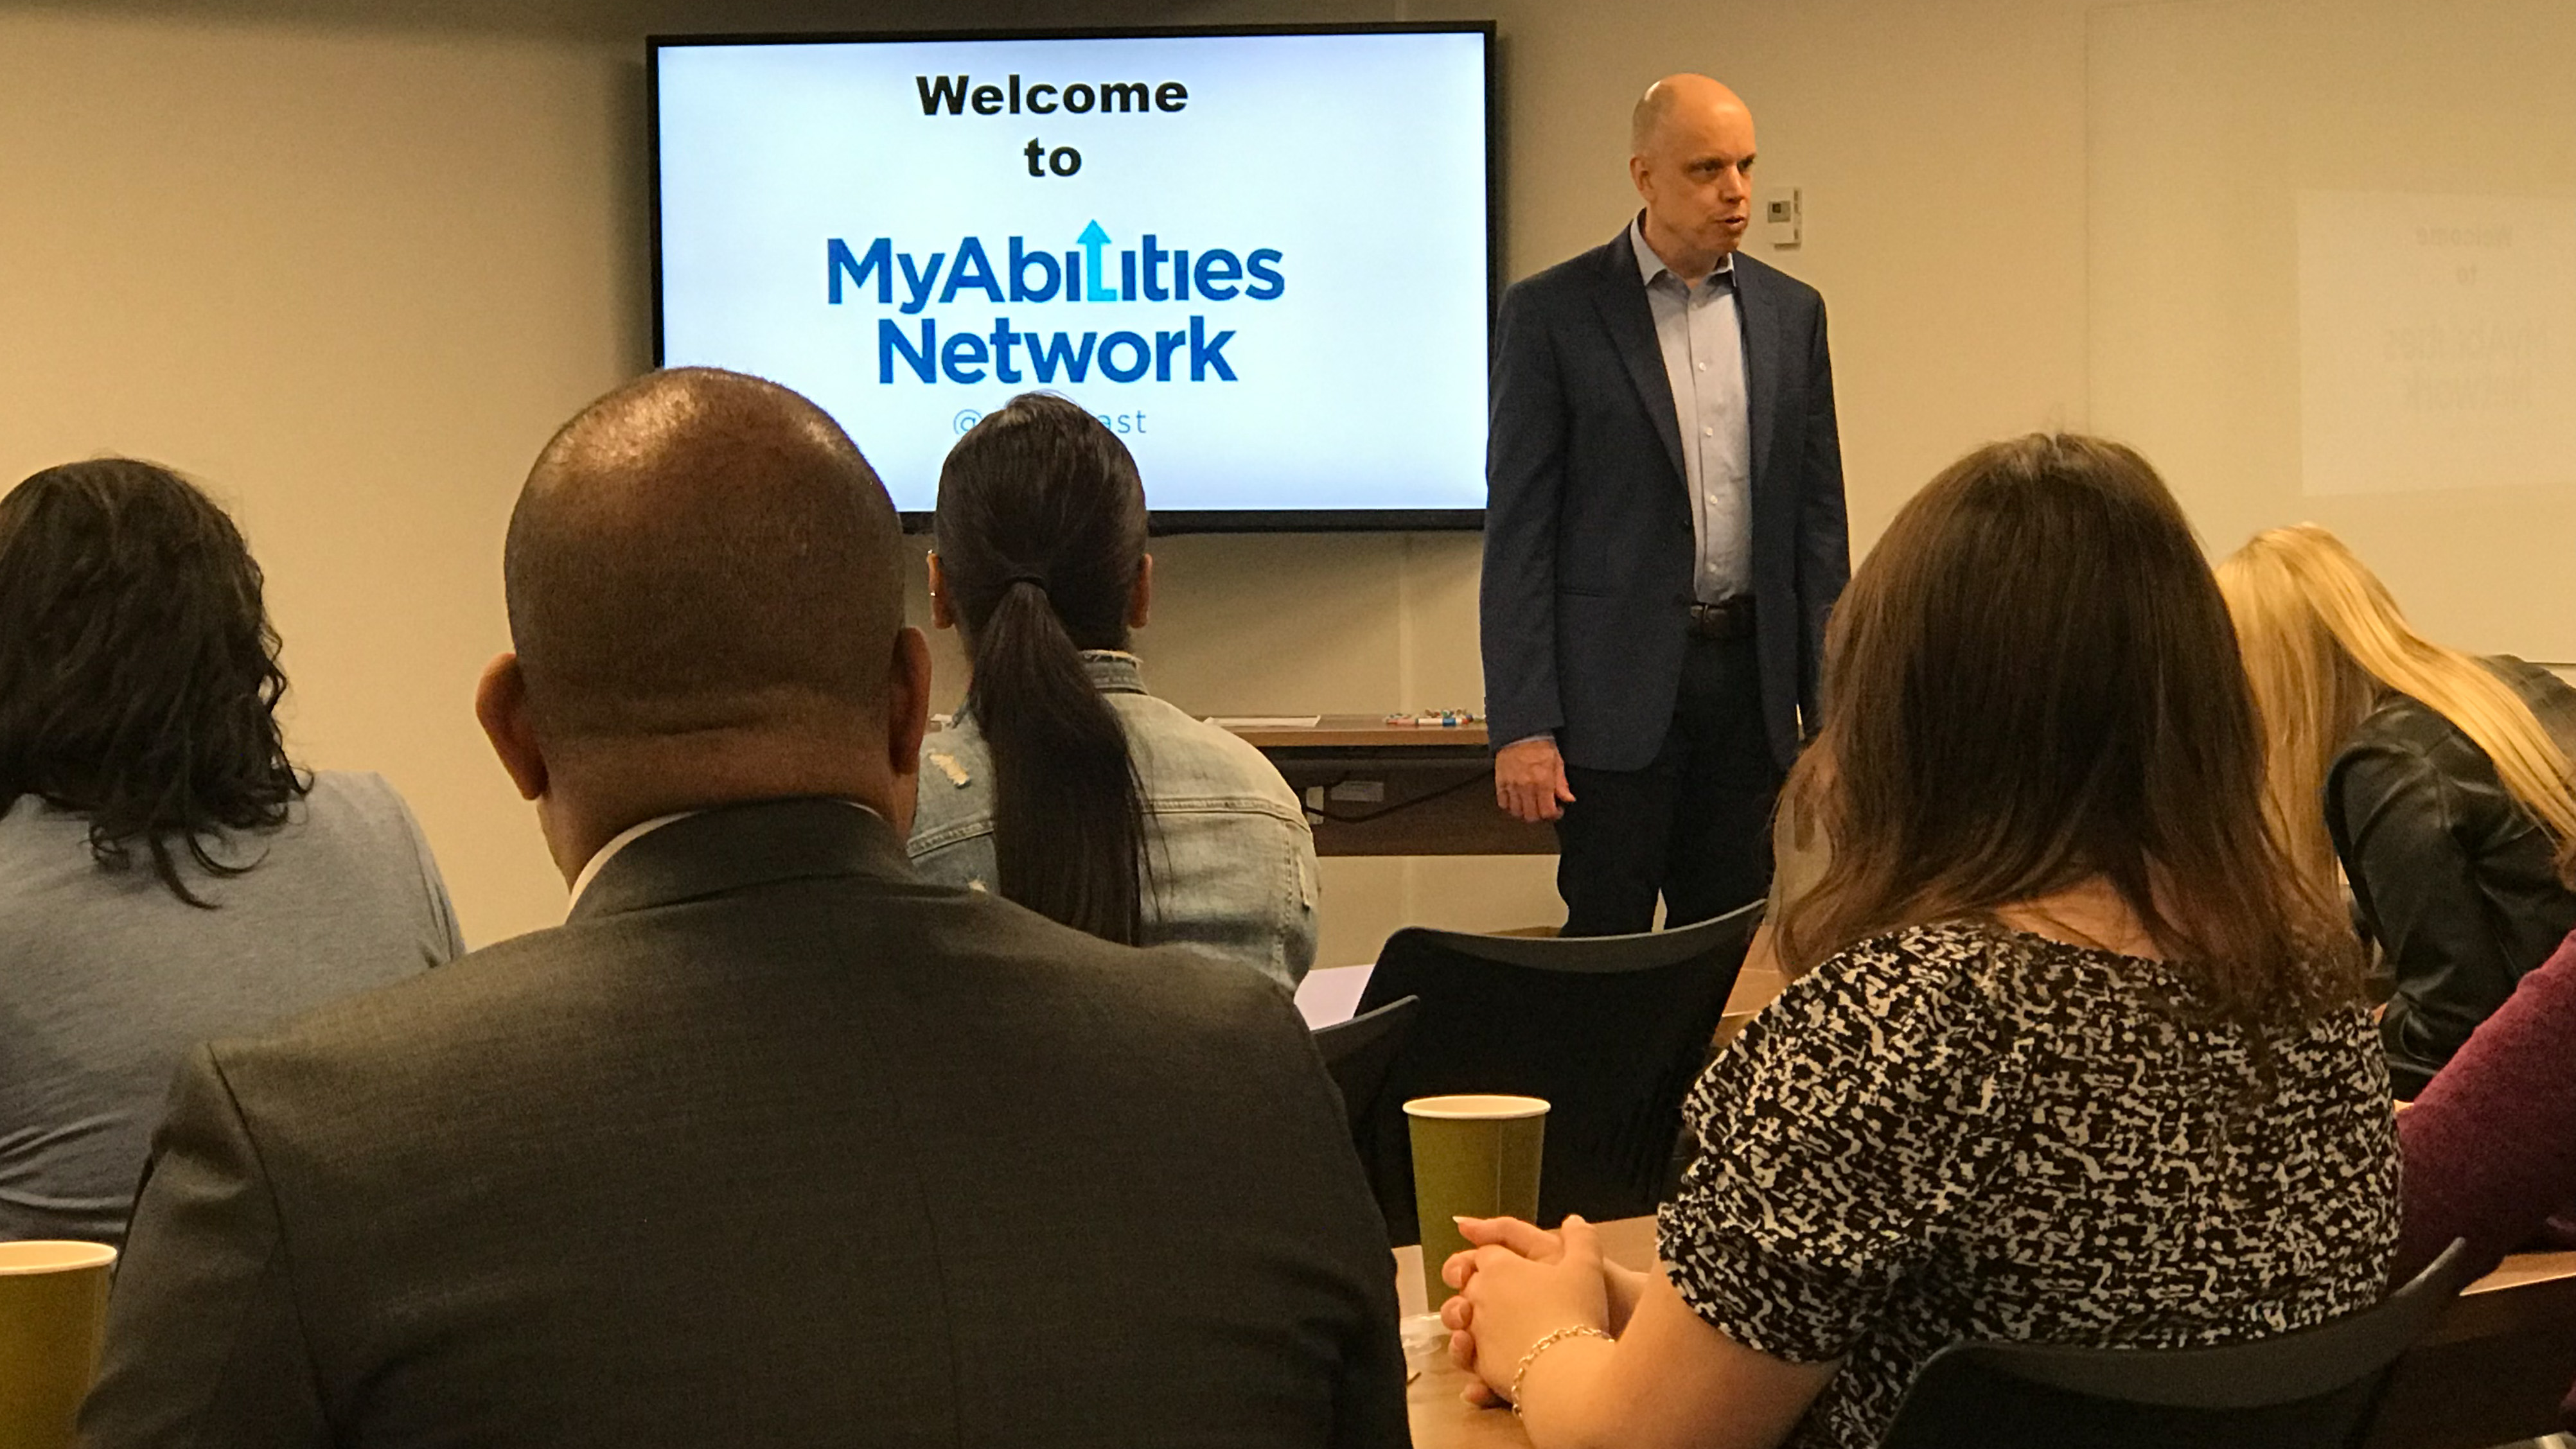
[80,798,1405,1448]
[1481,223,1849,772]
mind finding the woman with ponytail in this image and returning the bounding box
[908,393,1318,987]
[2218,524,2576,1096]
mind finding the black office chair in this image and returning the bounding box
[1352,899,1762,1245]
[1312,994,1420,1149]
[1878,1240,2476,1449]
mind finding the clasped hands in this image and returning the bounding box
[1439,1213,1647,1409]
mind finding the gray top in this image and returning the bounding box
[0,769,460,1246]
[911,652,1318,988]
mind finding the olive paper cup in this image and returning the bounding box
[1405,1094,1548,1308]
[0,1240,116,1449]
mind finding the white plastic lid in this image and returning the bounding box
[1402,1094,1551,1120]
[0,1241,117,1275]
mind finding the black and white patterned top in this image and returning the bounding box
[1659,920,2400,1449]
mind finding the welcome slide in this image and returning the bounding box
[653,28,1492,520]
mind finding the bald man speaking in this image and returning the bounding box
[1482,75,1848,936]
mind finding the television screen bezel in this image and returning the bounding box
[647,20,1497,534]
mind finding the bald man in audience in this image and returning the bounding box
[80,369,1406,1449]
[1482,75,1848,934]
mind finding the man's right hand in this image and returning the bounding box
[1495,737,1576,823]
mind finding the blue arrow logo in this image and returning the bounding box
[1078,220,1118,303]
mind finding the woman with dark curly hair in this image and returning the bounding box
[0,459,462,1247]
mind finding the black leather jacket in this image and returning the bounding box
[2328,657,2576,1098]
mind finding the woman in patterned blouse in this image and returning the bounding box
[1438,434,2401,1449]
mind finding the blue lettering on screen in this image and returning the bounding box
[830,222,1278,384]
[878,314,1236,385]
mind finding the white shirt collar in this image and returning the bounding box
[567,811,698,913]
[564,800,886,916]
[1630,213,1736,288]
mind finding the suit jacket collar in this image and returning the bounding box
[568,797,914,923]
[1596,224,1689,487]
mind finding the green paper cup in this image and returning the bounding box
[1406,1094,1548,1308]
[0,1240,116,1449]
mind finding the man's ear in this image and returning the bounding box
[1128,553,1154,630]
[925,552,955,630]
[888,626,933,771]
[474,653,549,803]
[883,626,934,836]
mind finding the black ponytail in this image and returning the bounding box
[935,394,1150,944]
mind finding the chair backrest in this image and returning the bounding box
[1311,994,1420,1146]
[1352,899,1761,1245]
[1878,1240,2476,1449]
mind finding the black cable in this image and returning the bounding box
[1302,767,1494,826]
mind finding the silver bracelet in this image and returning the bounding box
[1507,1324,1615,1420]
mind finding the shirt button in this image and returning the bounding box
[1697,362,1707,371]
[1703,427,1715,436]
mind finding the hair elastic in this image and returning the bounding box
[1001,573,1050,593]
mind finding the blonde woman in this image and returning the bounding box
[2218,525,2576,1097]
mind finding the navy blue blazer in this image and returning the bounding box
[1481,224,1849,773]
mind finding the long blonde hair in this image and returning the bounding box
[2215,525,2576,893]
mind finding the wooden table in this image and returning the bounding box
[1218,716,1555,857]
[1717,965,1786,1047]
[2367,1246,2576,1449]
[1396,1219,2576,1449]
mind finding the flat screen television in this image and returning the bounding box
[649,22,1495,530]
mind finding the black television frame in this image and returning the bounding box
[647,20,1497,534]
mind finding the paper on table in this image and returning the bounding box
[1208,716,1323,728]
[1295,963,1375,1028]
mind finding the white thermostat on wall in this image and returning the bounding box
[1761,186,1802,248]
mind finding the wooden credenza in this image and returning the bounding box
[1219,716,1555,857]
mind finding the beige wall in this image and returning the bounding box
[0,0,2097,961]
[0,9,631,947]
[2088,0,2576,662]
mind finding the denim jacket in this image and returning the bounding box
[910,652,1319,988]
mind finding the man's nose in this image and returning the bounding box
[1720,166,1749,200]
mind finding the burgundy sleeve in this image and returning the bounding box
[2395,927,2576,1281]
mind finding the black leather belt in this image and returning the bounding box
[1687,595,1756,641]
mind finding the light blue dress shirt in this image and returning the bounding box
[1631,215,1752,603]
